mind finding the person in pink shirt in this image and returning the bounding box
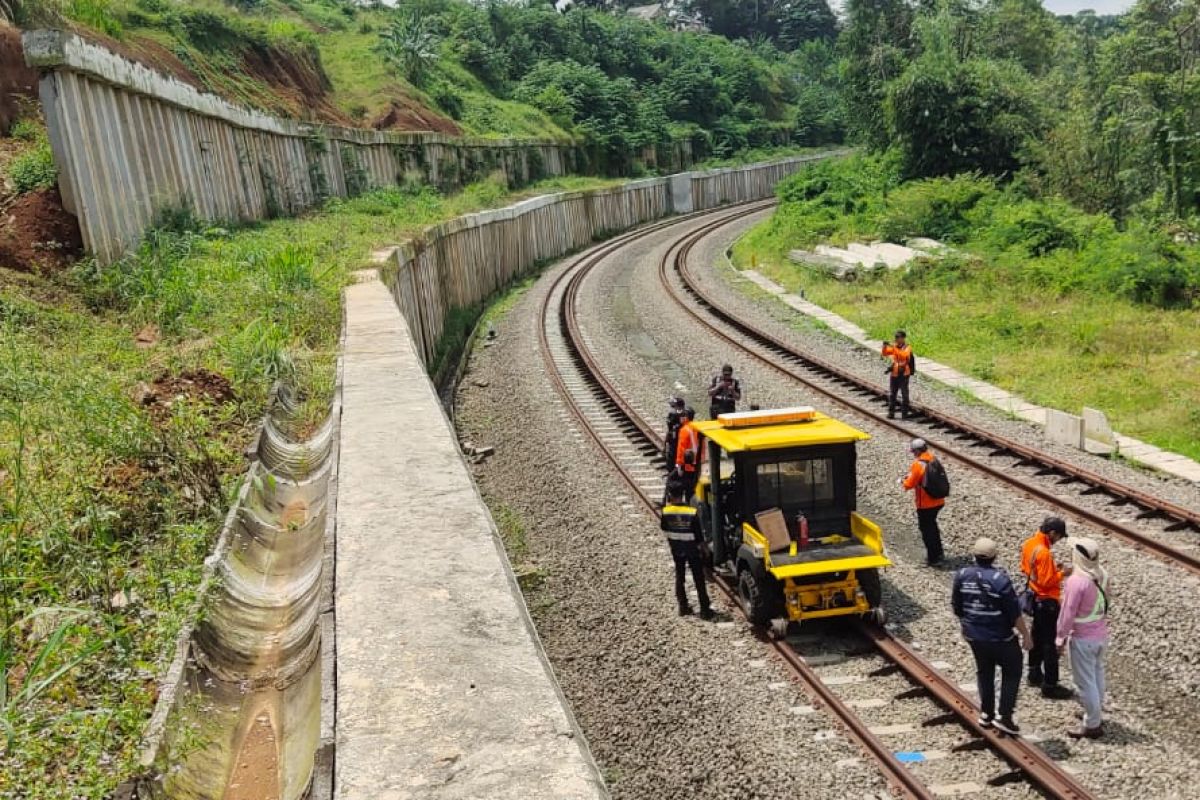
[1056,537,1111,739]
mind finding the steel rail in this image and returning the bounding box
[540,207,937,800]
[661,212,1200,577]
[538,206,1096,800]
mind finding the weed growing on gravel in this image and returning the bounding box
[0,173,615,796]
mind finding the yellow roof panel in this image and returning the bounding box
[692,410,869,452]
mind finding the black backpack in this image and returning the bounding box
[922,457,950,499]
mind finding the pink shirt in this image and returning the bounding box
[1056,571,1111,646]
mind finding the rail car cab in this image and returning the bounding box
[693,406,890,636]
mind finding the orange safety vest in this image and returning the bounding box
[902,451,945,509]
[883,343,913,377]
[675,422,700,472]
[1020,531,1064,601]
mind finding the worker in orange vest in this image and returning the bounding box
[882,330,915,419]
[1019,517,1074,699]
[900,438,946,566]
[673,407,701,499]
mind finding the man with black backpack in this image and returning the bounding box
[952,537,1033,736]
[901,438,949,565]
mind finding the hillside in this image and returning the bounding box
[3,0,837,150]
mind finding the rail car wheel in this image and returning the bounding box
[738,568,775,626]
[858,568,882,610]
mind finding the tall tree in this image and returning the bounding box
[839,0,915,149]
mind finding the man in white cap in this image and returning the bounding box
[1056,537,1112,739]
[952,537,1032,735]
[900,438,948,565]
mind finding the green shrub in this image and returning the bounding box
[62,0,124,38]
[7,142,57,195]
[9,118,41,142]
[977,197,1112,257]
[876,174,996,243]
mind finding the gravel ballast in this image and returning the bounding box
[456,209,1200,799]
[567,210,1200,799]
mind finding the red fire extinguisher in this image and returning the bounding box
[796,512,809,549]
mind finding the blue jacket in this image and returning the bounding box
[952,563,1021,643]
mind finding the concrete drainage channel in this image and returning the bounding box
[121,374,341,800]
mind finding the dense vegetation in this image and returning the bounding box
[841,0,1200,224]
[2,0,846,175]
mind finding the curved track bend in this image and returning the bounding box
[538,204,1097,800]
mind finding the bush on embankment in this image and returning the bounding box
[735,155,1200,460]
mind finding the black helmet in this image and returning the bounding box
[669,395,685,410]
[1040,516,1067,537]
[721,363,733,375]
[684,406,696,419]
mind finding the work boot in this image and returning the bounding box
[699,607,714,621]
[678,605,694,617]
[1027,672,1044,688]
[1067,725,1103,740]
[994,716,1021,736]
[1042,684,1074,700]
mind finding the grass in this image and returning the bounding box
[0,171,616,797]
[694,144,836,170]
[733,157,1200,462]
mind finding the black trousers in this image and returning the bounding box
[969,638,1022,719]
[710,401,734,420]
[888,375,911,416]
[664,432,678,470]
[1029,598,1061,686]
[916,505,944,563]
[678,469,699,499]
[669,539,710,612]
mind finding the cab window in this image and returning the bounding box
[755,458,835,512]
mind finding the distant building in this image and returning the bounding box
[625,0,707,31]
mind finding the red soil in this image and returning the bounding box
[0,187,83,274]
[0,23,39,135]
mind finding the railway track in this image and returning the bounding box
[659,211,1200,578]
[538,205,1097,800]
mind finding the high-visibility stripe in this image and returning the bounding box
[664,531,695,542]
[1075,573,1109,623]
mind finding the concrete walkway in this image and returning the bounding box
[739,269,1200,483]
[335,270,608,799]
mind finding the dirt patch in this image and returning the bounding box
[0,188,84,274]
[372,97,461,135]
[136,369,236,424]
[0,24,39,136]
[238,45,350,124]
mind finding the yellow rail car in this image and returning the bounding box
[693,407,891,637]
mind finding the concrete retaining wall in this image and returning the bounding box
[23,30,584,264]
[379,154,833,367]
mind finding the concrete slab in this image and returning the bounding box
[1046,410,1084,449]
[335,275,606,799]
[740,270,785,295]
[1083,407,1115,448]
